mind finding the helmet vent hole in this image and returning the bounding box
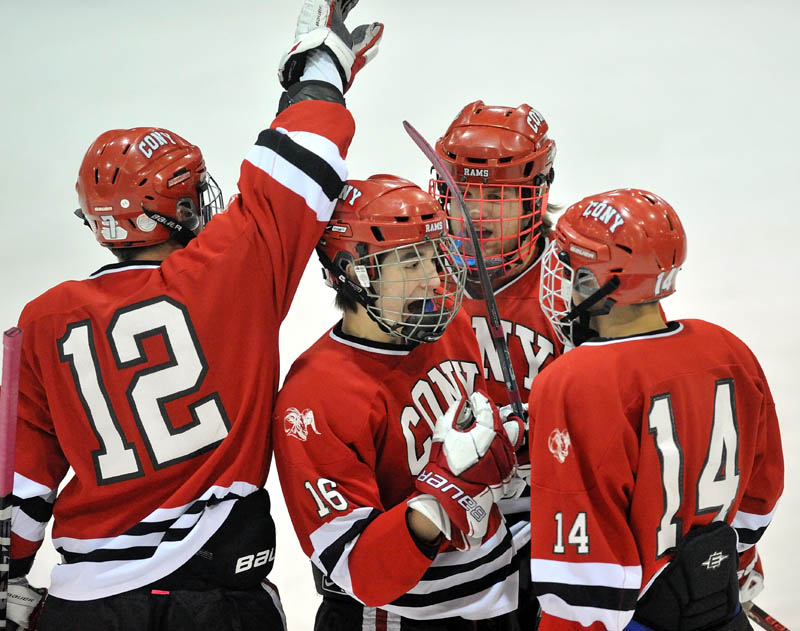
[94,168,99,184]
[499,156,513,163]
[504,111,512,117]
[666,214,675,230]
[370,227,386,242]
[466,157,487,164]
[476,108,483,114]
[446,151,457,159]
[111,168,120,184]
[610,268,623,273]
[139,178,148,187]
[144,195,155,201]
[642,193,657,205]
[523,161,535,177]
[395,216,409,223]
[616,244,632,254]
[420,214,436,220]
[122,144,132,155]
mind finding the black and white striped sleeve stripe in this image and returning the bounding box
[245,127,348,222]
[309,507,380,599]
[732,505,778,553]
[531,559,642,631]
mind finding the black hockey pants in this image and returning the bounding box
[35,581,285,631]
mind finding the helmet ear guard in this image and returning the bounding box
[317,245,376,308]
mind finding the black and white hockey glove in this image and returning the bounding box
[278,0,383,93]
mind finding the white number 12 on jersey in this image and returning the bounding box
[59,296,231,485]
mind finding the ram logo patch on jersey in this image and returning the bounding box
[284,407,321,442]
[582,200,625,233]
[548,428,571,463]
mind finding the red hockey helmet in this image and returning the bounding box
[75,127,224,249]
[318,175,467,343]
[432,101,557,283]
[540,189,687,347]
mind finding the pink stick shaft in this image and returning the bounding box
[0,328,23,497]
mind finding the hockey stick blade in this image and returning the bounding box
[745,602,791,631]
[0,327,23,630]
[403,120,524,418]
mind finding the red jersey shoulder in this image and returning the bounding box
[276,329,388,445]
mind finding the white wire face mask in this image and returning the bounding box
[540,240,574,349]
[540,241,602,349]
[355,236,467,344]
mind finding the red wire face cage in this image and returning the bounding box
[317,174,467,344]
[76,127,224,249]
[432,101,556,283]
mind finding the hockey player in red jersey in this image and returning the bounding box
[433,101,563,405]
[529,189,784,631]
[273,175,524,630]
[7,2,383,629]
[431,101,565,627]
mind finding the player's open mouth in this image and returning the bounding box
[406,299,425,315]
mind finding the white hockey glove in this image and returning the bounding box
[7,577,47,630]
[498,402,530,498]
[412,392,515,549]
[738,546,765,603]
[279,0,384,93]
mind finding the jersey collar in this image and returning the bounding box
[329,321,418,356]
[581,321,684,347]
[89,260,163,279]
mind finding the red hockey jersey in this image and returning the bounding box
[462,246,563,524]
[273,313,520,620]
[528,321,784,631]
[462,246,561,407]
[11,100,354,600]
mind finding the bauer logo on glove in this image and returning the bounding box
[412,391,516,545]
[416,469,488,524]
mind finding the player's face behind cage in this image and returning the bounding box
[361,237,466,344]
[432,180,547,280]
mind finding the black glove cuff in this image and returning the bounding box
[278,80,346,114]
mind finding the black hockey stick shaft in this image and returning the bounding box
[745,602,791,631]
[403,121,525,418]
[0,327,23,629]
